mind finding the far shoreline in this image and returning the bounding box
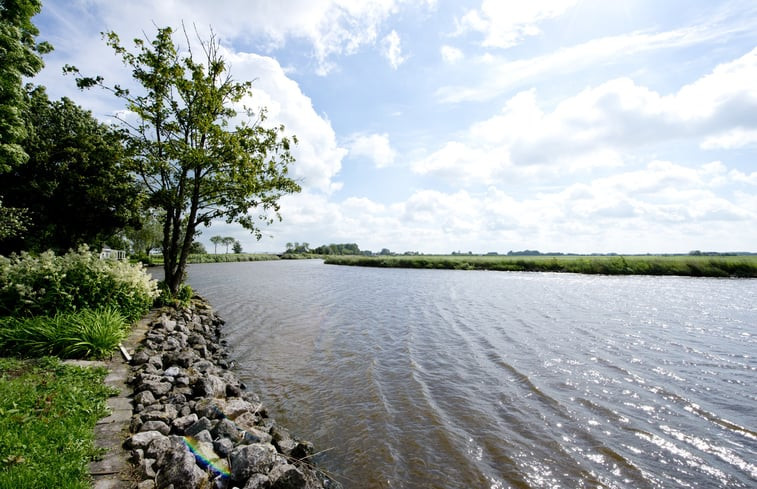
[321,254,757,278]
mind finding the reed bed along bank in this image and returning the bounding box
[323,254,757,278]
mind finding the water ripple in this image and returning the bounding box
[187,261,757,489]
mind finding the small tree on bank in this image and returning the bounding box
[69,26,301,295]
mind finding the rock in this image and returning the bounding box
[185,416,214,437]
[172,413,198,434]
[126,430,166,450]
[159,315,177,332]
[212,418,242,442]
[140,420,171,435]
[137,480,156,489]
[194,374,227,398]
[194,398,224,420]
[223,398,260,420]
[141,404,178,424]
[132,350,150,366]
[148,355,163,370]
[142,380,173,397]
[134,390,157,406]
[214,437,235,458]
[154,436,209,489]
[164,366,181,377]
[230,443,278,483]
[269,464,307,489]
[243,473,271,489]
[194,429,213,444]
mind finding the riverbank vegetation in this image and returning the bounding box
[148,252,280,265]
[324,254,757,278]
[0,356,114,488]
[0,248,158,359]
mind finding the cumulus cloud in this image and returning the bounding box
[456,0,579,48]
[347,133,396,168]
[416,48,757,184]
[252,157,756,255]
[223,51,347,193]
[381,30,407,69]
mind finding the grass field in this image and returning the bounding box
[324,254,757,278]
[0,357,115,489]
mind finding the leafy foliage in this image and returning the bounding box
[68,25,301,295]
[0,247,158,321]
[0,199,27,240]
[0,0,53,170]
[0,87,143,254]
[0,357,113,488]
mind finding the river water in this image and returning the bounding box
[186,259,757,489]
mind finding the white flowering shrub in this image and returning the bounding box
[0,247,158,321]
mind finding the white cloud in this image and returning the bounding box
[417,48,757,185]
[382,29,407,69]
[701,128,757,149]
[437,19,757,103]
[257,158,756,254]
[457,0,579,48]
[225,51,347,193]
[40,0,428,76]
[440,45,463,64]
[347,133,396,168]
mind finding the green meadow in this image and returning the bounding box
[324,254,757,278]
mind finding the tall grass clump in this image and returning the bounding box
[0,308,128,359]
[0,246,158,321]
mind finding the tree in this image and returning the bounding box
[232,240,242,254]
[189,241,207,254]
[0,87,143,254]
[124,211,163,256]
[222,236,235,254]
[210,235,223,254]
[69,26,301,295]
[0,0,52,171]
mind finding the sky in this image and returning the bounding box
[32,0,757,254]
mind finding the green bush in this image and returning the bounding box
[154,281,193,308]
[0,307,128,359]
[0,246,158,321]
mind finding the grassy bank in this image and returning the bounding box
[0,357,115,489]
[324,254,757,278]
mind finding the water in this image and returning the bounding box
[186,259,757,488]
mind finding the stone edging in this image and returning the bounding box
[121,297,342,489]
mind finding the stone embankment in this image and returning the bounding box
[124,297,340,489]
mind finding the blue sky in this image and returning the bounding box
[33,0,757,254]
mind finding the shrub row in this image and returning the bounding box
[0,246,158,321]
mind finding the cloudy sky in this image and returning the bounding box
[33,0,757,254]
